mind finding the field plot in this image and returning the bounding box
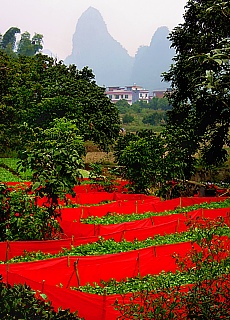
[0,182,230,319]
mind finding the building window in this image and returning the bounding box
[115,95,119,99]
[121,95,123,99]
[109,95,112,99]
[125,94,128,99]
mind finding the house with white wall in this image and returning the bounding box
[105,84,149,105]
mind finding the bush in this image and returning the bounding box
[0,276,83,319]
[0,183,61,241]
[114,218,230,319]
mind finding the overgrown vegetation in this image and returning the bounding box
[0,183,61,241]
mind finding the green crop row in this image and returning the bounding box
[2,225,230,264]
[70,256,230,295]
[81,198,230,225]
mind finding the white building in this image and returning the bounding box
[106,84,149,105]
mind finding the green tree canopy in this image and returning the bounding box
[18,118,85,213]
[0,27,43,56]
[0,27,20,53]
[17,31,43,56]
[0,53,120,154]
[163,0,230,169]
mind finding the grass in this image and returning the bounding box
[0,167,23,182]
[0,158,31,181]
[0,158,90,181]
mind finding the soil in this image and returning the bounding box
[84,152,115,166]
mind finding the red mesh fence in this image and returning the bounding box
[0,187,229,319]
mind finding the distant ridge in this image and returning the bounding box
[65,7,174,91]
[131,26,174,90]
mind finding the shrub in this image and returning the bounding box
[0,183,61,241]
[0,276,83,319]
[114,218,230,319]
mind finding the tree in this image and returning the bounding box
[122,113,134,124]
[0,27,43,57]
[142,111,166,126]
[163,0,230,170]
[115,130,165,193]
[0,27,20,54]
[115,99,130,113]
[18,118,85,216]
[17,31,43,56]
[0,53,121,153]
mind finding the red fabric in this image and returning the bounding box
[4,272,126,319]
[0,241,194,288]
[181,197,228,207]
[0,191,229,319]
[152,198,181,212]
[0,239,73,262]
[1,207,228,262]
[0,242,7,261]
[124,220,180,242]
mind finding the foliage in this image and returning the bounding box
[88,163,120,192]
[0,277,82,319]
[115,97,171,131]
[0,27,43,56]
[116,130,165,193]
[0,183,61,241]
[114,129,192,194]
[17,31,43,56]
[0,52,121,154]
[82,198,230,225]
[115,99,131,113]
[114,218,230,319]
[2,214,230,264]
[134,97,171,111]
[0,27,20,54]
[163,0,230,169]
[116,98,171,114]
[17,118,85,215]
[142,111,166,125]
[0,158,32,181]
[122,113,134,124]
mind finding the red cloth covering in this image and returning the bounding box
[0,241,194,288]
[1,206,229,262]
[60,206,229,240]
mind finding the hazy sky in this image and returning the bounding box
[1,0,187,60]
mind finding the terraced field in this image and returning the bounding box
[0,182,229,319]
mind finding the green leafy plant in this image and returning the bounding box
[3,218,230,264]
[114,217,230,319]
[82,198,230,225]
[88,163,120,192]
[0,183,61,241]
[18,118,85,217]
[0,275,83,319]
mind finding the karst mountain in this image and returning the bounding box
[65,7,174,91]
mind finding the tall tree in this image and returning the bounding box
[0,27,20,55]
[163,0,230,170]
[17,31,43,56]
